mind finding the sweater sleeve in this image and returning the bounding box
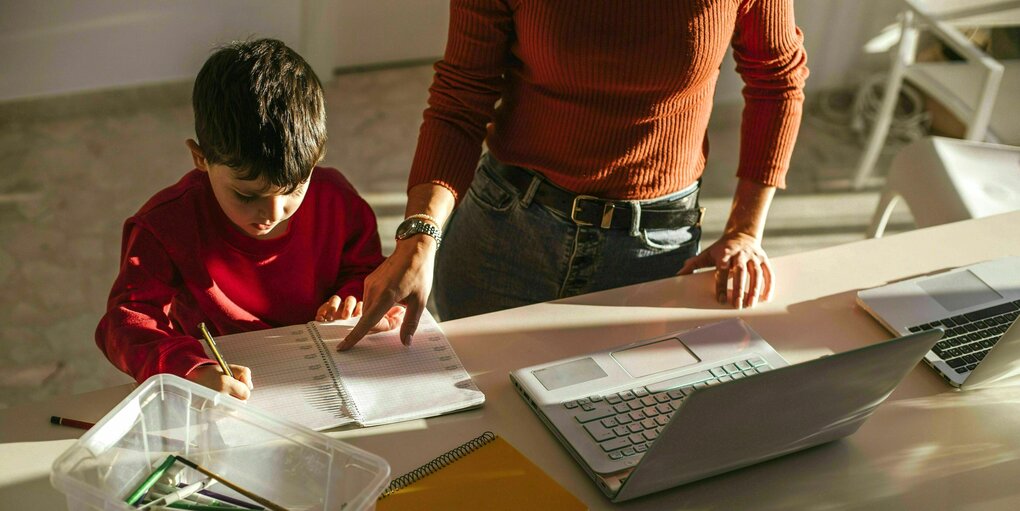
[407,0,515,201]
[95,222,214,383]
[732,0,809,189]
[332,195,386,301]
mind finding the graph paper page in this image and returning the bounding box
[317,309,485,426]
[210,324,356,431]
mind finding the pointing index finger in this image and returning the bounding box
[339,297,394,351]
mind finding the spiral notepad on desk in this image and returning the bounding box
[210,310,485,430]
[376,431,586,510]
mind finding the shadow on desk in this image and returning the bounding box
[0,471,66,509]
[0,383,135,443]
[624,427,1020,511]
[550,272,724,310]
[624,440,893,510]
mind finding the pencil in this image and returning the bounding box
[50,415,94,430]
[51,415,192,450]
[198,322,234,379]
[172,483,264,509]
[175,456,286,511]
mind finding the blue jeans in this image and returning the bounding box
[434,153,701,320]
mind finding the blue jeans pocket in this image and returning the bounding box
[640,225,699,251]
[466,160,518,212]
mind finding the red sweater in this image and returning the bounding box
[96,168,384,383]
[409,0,808,201]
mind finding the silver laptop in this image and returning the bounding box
[510,318,940,502]
[857,256,1020,389]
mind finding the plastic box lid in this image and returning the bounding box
[51,374,390,511]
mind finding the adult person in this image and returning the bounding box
[341,0,808,349]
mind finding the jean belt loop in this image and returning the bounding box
[628,200,642,237]
[521,173,541,207]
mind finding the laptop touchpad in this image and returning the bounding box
[612,338,701,377]
[918,269,1002,312]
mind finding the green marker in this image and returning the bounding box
[125,455,177,505]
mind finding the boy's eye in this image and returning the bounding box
[234,192,257,203]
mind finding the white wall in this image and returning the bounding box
[335,0,448,67]
[0,0,900,103]
[713,0,903,105]
[0,1,302,101]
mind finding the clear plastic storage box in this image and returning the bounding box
[51,374,390,511]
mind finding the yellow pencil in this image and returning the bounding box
[198,322,234,379]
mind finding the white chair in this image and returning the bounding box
[853,0,1020,190]
[867,136,1020,238]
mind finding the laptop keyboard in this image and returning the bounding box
[564,357,773,461]
[908,300,1020,374]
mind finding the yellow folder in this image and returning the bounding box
[377,432,587,511]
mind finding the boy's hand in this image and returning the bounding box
[319,296,406,348]
[185,364,253,400]
[317,295,363,322]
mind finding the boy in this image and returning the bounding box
[96,38,402,400]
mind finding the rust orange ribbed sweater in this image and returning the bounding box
[409,0,808,201]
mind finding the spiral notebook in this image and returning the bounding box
[377,431,586,510]
[209,310,485,430]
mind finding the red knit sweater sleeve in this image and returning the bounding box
[94,223,214,383]
[732,0,809,188]
[407,0,514,200]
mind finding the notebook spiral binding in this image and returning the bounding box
[378,431,497,499]
[308,322,361,421]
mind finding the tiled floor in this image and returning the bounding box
[0,64,913,409]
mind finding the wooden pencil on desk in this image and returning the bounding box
[50,415,93,430]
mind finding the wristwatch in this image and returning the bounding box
[395,218,442,248]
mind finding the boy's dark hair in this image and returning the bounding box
[193,38,326,192]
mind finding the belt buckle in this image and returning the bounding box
[570,195,598,227]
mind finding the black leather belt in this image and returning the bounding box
[491,164,704,230]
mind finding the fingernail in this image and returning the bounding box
[402,334,412,346]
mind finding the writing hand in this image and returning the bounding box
[185,363,253,400]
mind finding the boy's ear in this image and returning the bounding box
[186,139,209,172]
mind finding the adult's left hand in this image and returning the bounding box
[677,177,777,309]
[678,232,773,309]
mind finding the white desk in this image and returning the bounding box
[4,211,1020,510]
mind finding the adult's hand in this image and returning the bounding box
[679,232,773,309]
[339,183,455,350]
[678,178,776,309]
[338,237,436,350]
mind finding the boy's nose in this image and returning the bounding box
[261,196,287,222]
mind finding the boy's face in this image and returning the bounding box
[187,140,311,240]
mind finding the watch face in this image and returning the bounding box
[395,218,441,246]
[396,219,423,238]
